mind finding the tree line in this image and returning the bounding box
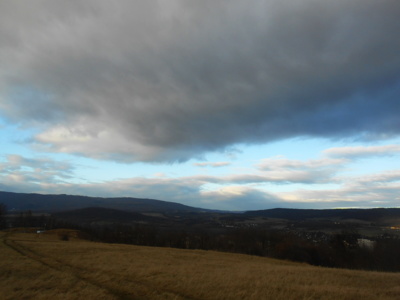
[1,204,399,272]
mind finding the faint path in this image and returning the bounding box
[1,233,199,300]
[1,233,130,300]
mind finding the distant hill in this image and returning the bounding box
[0,191,206,213]
[2,191,400,226]
[52,207,165,226]
[244,208,400,224]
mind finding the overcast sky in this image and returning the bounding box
[1,0,400,210]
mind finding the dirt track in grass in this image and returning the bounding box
[1,230,399,300]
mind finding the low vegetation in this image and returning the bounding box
[5,207,400,272]
[1,230,400,300]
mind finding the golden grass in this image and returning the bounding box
[1,231,399,300]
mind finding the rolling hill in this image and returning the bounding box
[1,231,399,300]
[244,207,400,224]
[0,191,206,213]
[2,191,400,228]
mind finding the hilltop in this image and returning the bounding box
[1,231,399,300]
[0,191,207,213]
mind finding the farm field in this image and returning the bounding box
[1,230,399,300]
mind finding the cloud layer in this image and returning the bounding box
[1,143,400,210]
[1,1,400,162]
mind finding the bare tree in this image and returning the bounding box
[0,203,7,229]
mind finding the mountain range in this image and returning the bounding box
[0,191,206,213]
[1,191,400,228]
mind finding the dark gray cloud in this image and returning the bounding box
[1,0,400,162]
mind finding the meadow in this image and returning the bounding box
[1,230,399,300]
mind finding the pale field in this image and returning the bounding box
[1,230,400,300]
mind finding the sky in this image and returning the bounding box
[1,0,400,211]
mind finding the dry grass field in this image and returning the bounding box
[1,230,400,300]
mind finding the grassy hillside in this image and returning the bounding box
[1,230,399,300]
